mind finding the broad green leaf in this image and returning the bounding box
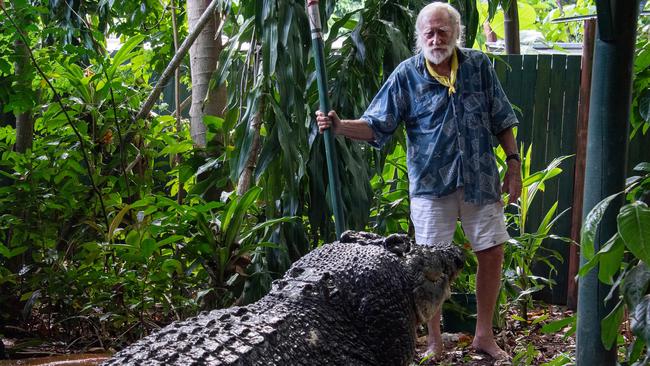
[159,141,194,156]
[263,19,278,75]
[108,204,131,242]
[618,202,650,263]
[541,315,576,334]
[534,201,557,237]
[631,295,650,350]
[511,314,526,322]
[349,22,366,63]
[130,197,155,209]
[157,235,186,247]
[579,231,617,277]
[541,354,572,366]
[623,263,650,307]
[154,196,182,211]
[639,88,650,122]
[193,201,225,213]
[0,244,27,259]
[125,230,140,247]
[598,235,625,285]
[378,19,410,60]
[108,35,145,78]
[628,336,645,364]
[238,240,282,254]
[531,313,549,325]
[140,238,156,258]
[601,300,625,350]
[0,243,10,258]
[161,259,182,275]
[194,212,217,247]
[279,3,293,47]
[233,88,262,179]
[9,246,28,258]
[220,197,240,240]
[223,187,262,249]
[325,10,359,50]
[580,192,623,260]
[633,162,650,172]
[212,18,254,89]
[203,115,224,132]
[489,2,537,38]
[239,216,297,243]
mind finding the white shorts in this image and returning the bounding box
[410,189,510,252]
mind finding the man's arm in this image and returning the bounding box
[316,110,375,141]
[496,127,522,203]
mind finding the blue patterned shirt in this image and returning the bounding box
[361,48,518,205]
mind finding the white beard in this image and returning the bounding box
[423,40,456,65]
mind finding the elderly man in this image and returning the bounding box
[316,2,521,360]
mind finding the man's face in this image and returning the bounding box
[419,10,457,65]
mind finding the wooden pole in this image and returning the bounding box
[566,18,596,310]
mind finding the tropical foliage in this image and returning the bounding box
[0,0,648,362]
[632,15,650,139]
[499,144,572,323]
[578,163,650,365]
[0,0,442,349]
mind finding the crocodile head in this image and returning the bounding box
[404,242,464,323]
[339,231,464,324]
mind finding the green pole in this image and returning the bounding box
[577,1,640,365]
[307,0,346,239]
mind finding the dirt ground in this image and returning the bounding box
[414,305,576,365]
[1,305,577,366]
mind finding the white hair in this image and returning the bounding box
[414,2,465,53]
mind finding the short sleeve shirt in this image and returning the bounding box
[361,48,518,205]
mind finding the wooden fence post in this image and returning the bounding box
[566,19,596,310]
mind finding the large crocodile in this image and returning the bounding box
[104,231,463,366]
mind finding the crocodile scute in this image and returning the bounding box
[103,230,463,366]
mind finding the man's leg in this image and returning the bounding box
[410,195,458,358]
[472,243,507,358]
[426,308,443,356]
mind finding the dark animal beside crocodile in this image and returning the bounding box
[103,231,463,366]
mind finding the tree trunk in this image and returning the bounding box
[503,0,520,54]
[187,0,226,148]
[13,22,33,153]
[135,0,219,122]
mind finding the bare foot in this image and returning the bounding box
[471,336,509,360]
[421,334,443,361]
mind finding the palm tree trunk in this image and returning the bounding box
[135,0,219,122]
[187,0,226,148]
[503,0,520,54]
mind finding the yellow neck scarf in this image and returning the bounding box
[425,48,458,95]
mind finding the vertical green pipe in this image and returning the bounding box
[577,1,640,365]
[307,0,346,239]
